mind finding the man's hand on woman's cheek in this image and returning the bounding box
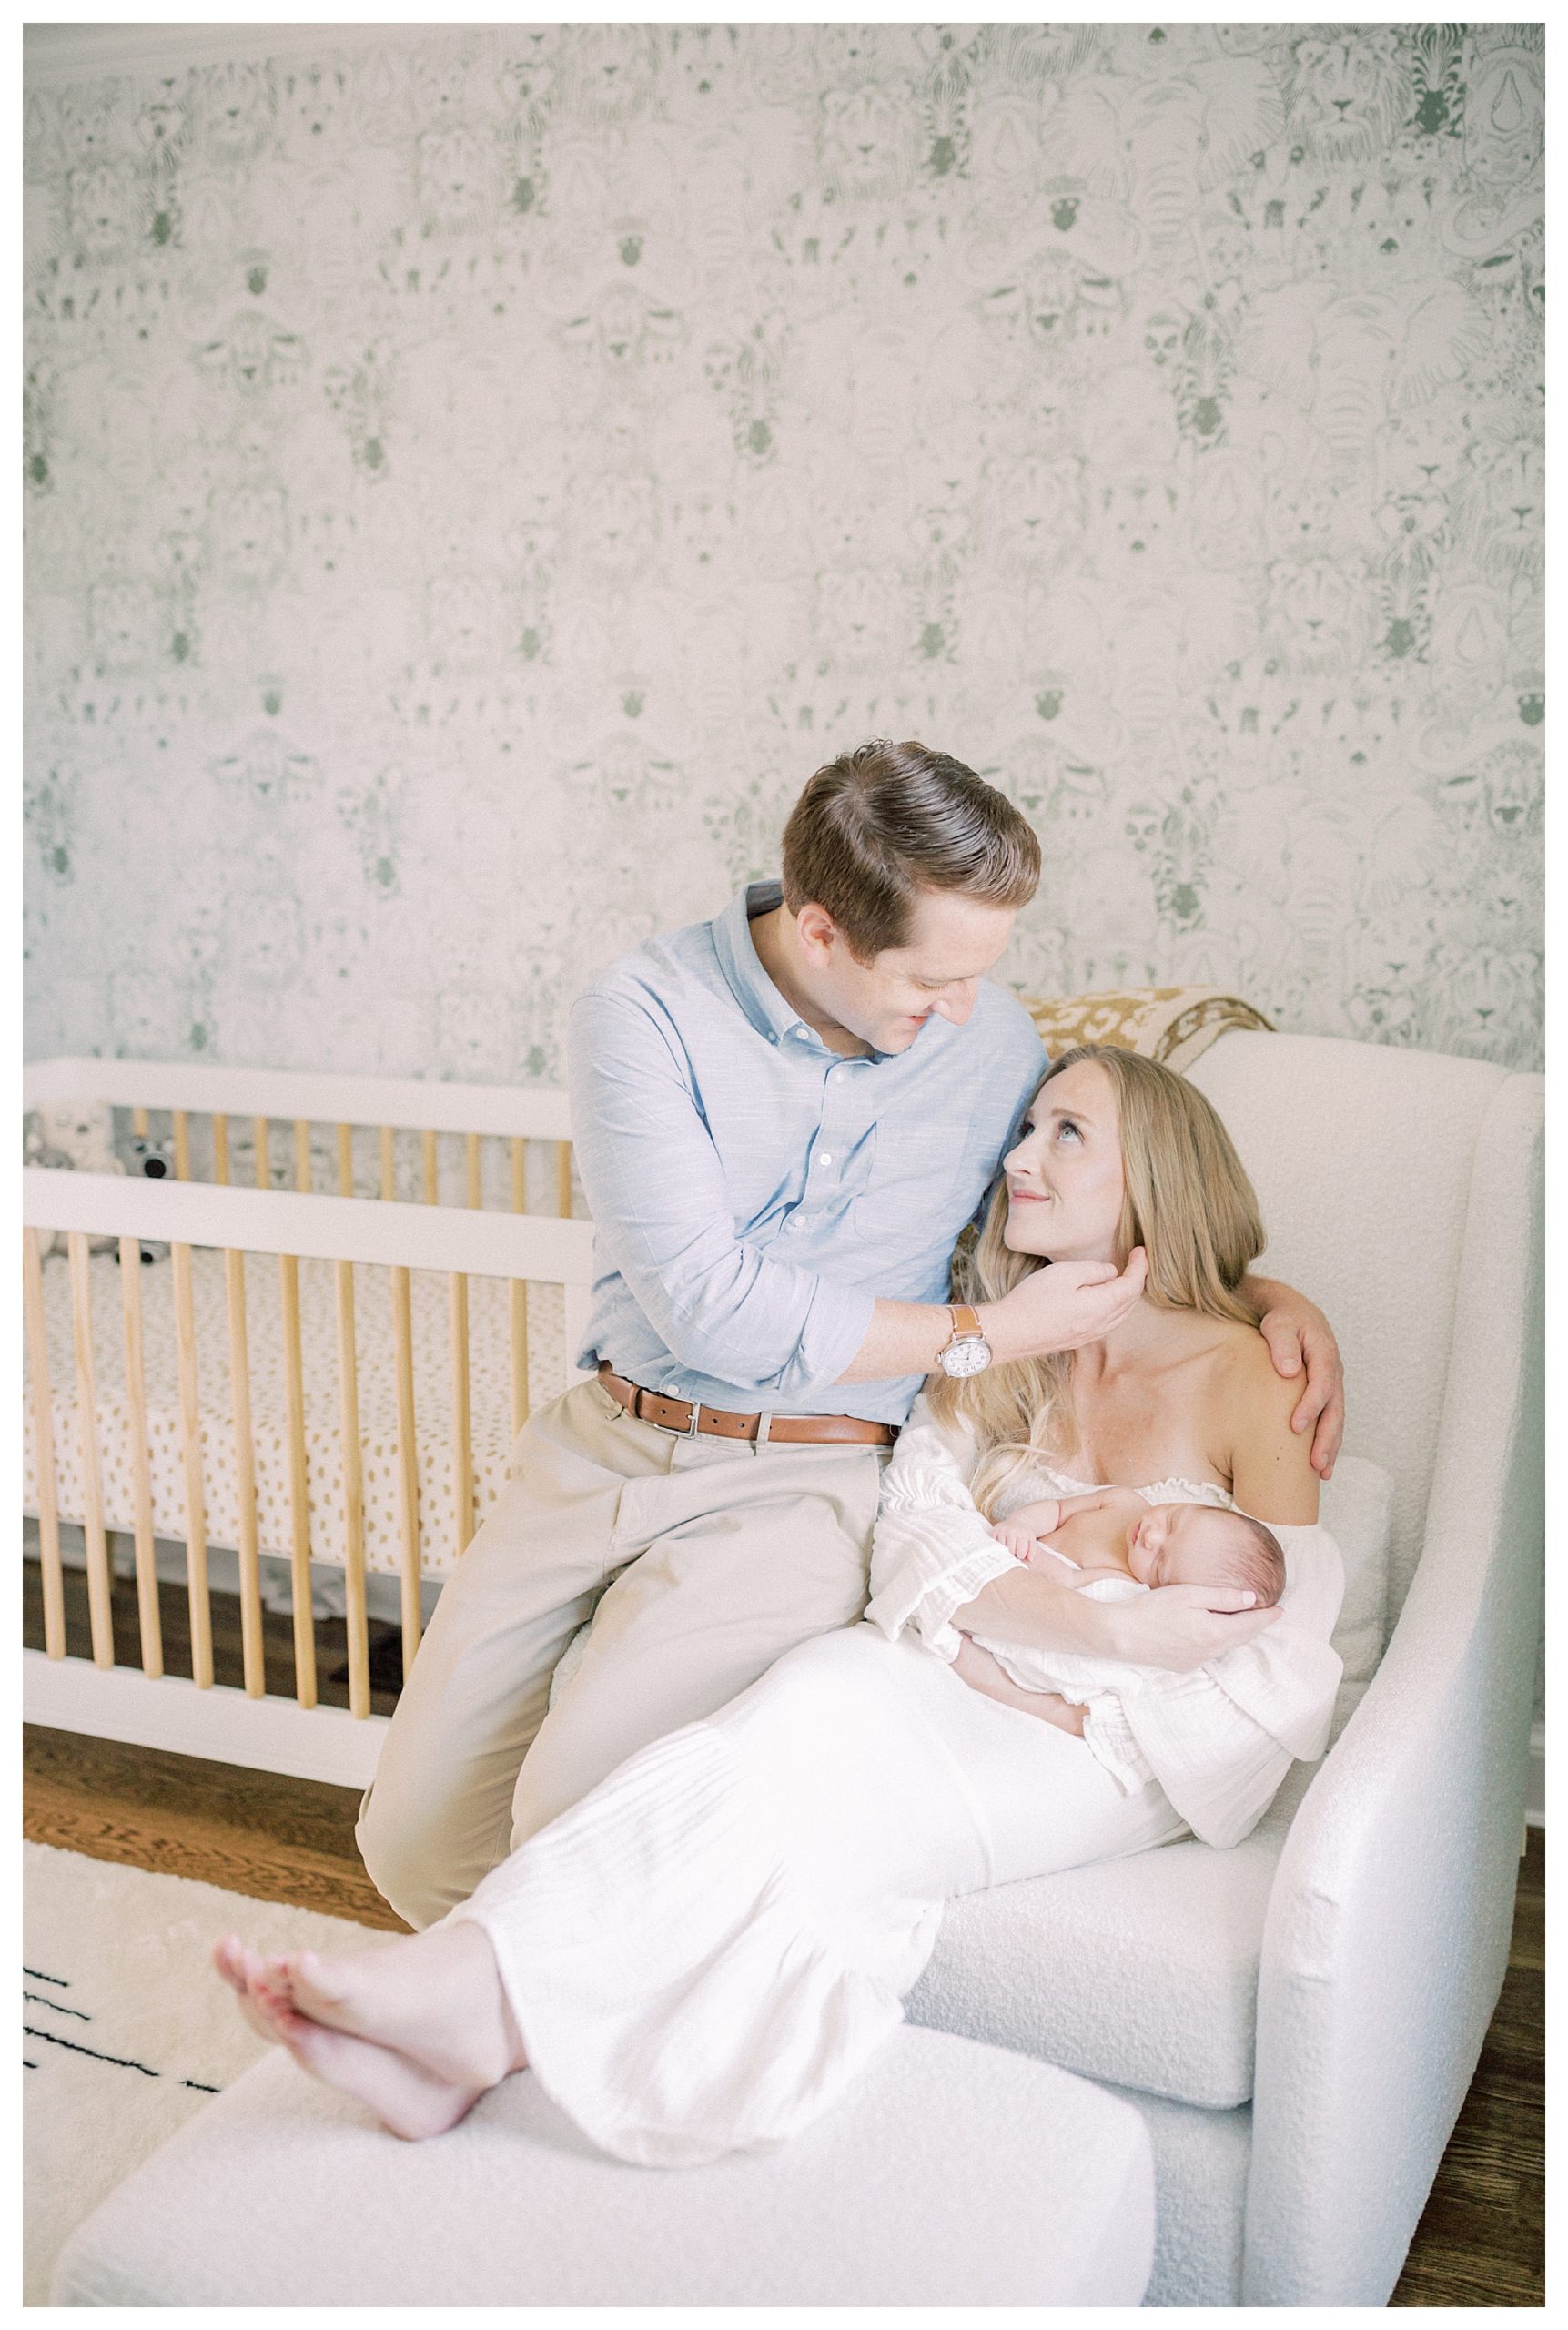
[1251,1281,1345,1480]
[982,1246,1148,1363]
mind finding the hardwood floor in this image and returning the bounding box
[22,1557,1543,2305]
[1390,1826,1544,2308]
[23,1723,407,1932]
[24,1547,408,1715]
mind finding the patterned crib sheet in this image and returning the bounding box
[23,1249,572,1578]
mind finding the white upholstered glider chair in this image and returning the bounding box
[908,1028,1544,2306]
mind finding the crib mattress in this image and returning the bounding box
[24,1248,571,1577]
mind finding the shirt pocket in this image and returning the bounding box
[848,1114,984,1253]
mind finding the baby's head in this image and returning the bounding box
[1125,1502,1285,1607]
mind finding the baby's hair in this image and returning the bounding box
[1215,1511,1287,1608]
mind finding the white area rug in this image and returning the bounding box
[23,1841,385,2306]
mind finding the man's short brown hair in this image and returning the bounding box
[781,739,1041,960]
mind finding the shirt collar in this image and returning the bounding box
[711,878,939,1065]
[711,880,803,1044]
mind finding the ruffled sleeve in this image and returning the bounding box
[1199,1521,1346,1761]
[864,1398,1017,1663]
[1114,1520,1347,1848]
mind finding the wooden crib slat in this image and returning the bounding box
[225,1245,265,1697]
[23,1229,66,1660]
[213,1115,231,1186]
[337,1123,354,1200]
[391,1262,421,1677]
[510,1281,531,1439]
[253,1116,271,1190]
[422,1128,439,1206]
[293,1119,311,1194]
[335,1257,370,1718]
[66,1231,114,1670]
[278,1251,317,1709]
[450,1271,473,1555]
[556,1140,572,1218]
[379,1126,396,1203]
[465,1131,482,1211]
[118,1236,164,1680]
[132,1105,149,1138]
[170,1241,214,1689]
[173,1110,192,1182]
[509,1143,530,1435]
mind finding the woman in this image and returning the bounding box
[216,1046,1345,2165]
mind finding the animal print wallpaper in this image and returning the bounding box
[24,23,1544,1081]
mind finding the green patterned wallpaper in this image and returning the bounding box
[24,23,1543,1079]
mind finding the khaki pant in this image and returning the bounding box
[357,1375,889,1928]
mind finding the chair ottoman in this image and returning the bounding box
[51,2027,1153,2308]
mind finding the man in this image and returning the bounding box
[359,741,1342,1926]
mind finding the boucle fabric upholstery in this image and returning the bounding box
[1242,1060,1543,2303]
[1186,1031,1509,1613]
[51,2030,1154,2309]
[910,1761,1315,2112]
[1109,2082,1252,2308]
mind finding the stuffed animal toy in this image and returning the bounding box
[25,1099,125,1257]
[119,1132,174,1262]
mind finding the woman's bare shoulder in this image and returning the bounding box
[1188,1313,1274,1385]
[1212,1320,1320,1518]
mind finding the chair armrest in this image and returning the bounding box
[1241,1070,1543,2305]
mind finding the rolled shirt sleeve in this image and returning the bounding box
[568,988,874,1398]
[1111,1522,1346,1845]
[1199,1522,1345,1761]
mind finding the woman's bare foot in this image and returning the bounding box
[245,1970,483,2141]
[213,1935,283,2049]
[259,1921,524,2093]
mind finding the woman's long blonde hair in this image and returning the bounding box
[926,1044,1266,1516]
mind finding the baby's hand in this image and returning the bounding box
[989,1516,1044,1565]
[1003,1495,1065,1536]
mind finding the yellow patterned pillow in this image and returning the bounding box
[1020,985,1272,1073]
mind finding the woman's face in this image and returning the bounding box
[1001,1059,1126,1264]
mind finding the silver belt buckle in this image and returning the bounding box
[681,1396,703,1437]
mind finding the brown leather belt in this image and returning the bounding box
[597,1363,895,1447]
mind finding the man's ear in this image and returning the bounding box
[794,902,838,959]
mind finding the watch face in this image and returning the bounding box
[941,1337,991,1378]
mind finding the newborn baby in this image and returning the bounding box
[953,1486,1286,1745]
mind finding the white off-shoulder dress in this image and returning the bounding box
[448,1396,1345,2168]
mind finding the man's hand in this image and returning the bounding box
[982,1248,1148,1364]
[1108,1581,1280,1671]
[1249,1276,1344,1480]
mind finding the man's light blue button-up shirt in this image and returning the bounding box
[566,881,1047,1426]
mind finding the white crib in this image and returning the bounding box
[23,1057,597,1788]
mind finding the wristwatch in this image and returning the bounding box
[937,1302,993,1379]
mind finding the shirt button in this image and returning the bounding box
[818,1153,833,1167]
